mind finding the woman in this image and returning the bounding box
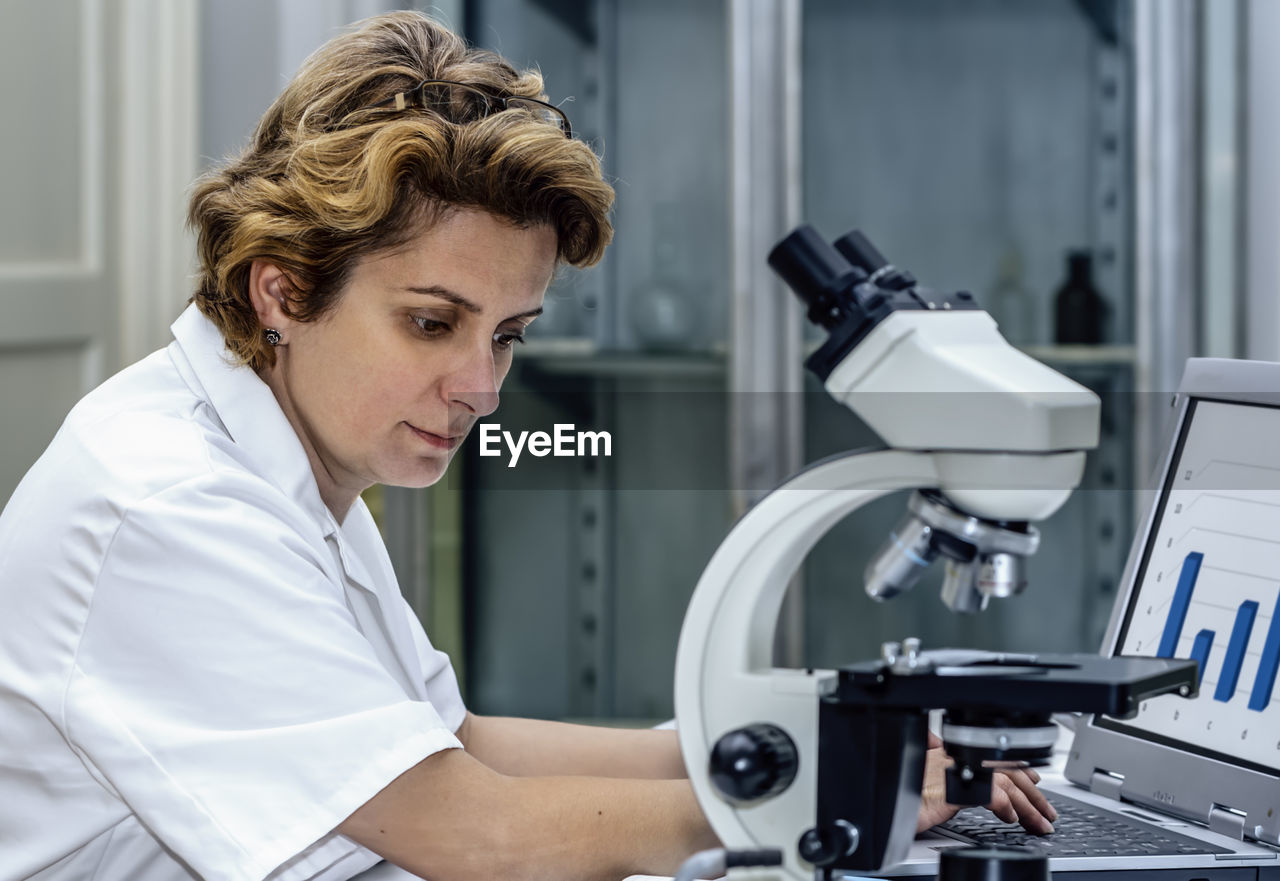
[0,12,1053,881]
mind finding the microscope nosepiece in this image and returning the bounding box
[868,492,1039,614]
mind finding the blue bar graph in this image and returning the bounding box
[1215,601,1259,703]
[1248,593,1280,712]
[1159,553,1204,658]
[1190,629,1215,687]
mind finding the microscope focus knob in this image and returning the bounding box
[708,723,798,803]
[797,819,860,867]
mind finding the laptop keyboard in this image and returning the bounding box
[936,793,1234,857]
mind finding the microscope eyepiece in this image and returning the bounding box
[769,225,980,381]
[832,229,888,273]
[766,225,864,330]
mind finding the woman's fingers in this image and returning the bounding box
[918,747,1057,838]
[1001,767,1056,822]
[988,769,1056,834]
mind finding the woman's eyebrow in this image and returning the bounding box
[407,285,544,322]
[404,285,482,314]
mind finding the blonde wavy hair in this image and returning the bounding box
[188,11,615,371]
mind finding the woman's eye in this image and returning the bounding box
[493,330,526,351]
[412,316,450,336]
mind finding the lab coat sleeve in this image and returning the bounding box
[61,470,461,881]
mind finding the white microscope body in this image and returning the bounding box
[673,226,1100,879]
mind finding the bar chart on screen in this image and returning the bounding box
[1151,550,1280,710]
[1117,399,1280,769]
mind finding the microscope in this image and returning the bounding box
[672,227,1198,880]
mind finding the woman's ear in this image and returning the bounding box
[248,260,298,331]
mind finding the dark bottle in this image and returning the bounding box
[1053,250,1106,344]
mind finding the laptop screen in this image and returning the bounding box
[1100,396,1280,778]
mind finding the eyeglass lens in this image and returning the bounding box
[417,83,566,133]
[418,82,489,118]
[503,97,566,130]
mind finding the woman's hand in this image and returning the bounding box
[916,732,1058,835]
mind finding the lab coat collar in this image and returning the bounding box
[337,499,430,698]
[332,501,381,592]
[168,304,335,534]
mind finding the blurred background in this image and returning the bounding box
[2,0,1277,726]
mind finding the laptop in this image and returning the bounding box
[886,358,1280,877]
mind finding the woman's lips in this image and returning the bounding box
[407,423,463,450]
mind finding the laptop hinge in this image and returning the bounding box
[1208,804,1247,840]
[1089,770,1124,801]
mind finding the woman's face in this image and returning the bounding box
[257,208,556,515]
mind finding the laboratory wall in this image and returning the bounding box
[1,0,1277,726]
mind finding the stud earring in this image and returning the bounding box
[264,328,282,347]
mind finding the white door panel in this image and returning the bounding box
[0,0,196,507]
[0,0,115,506]
[0,345,91,498]
[0,1,99,268]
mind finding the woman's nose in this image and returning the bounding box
[444,344,500,416]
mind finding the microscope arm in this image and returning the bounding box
[674,443,1089,879]
[674,449,940,881]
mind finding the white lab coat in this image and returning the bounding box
[0,305,466,881]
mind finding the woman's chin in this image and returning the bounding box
[414,457,455,489]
